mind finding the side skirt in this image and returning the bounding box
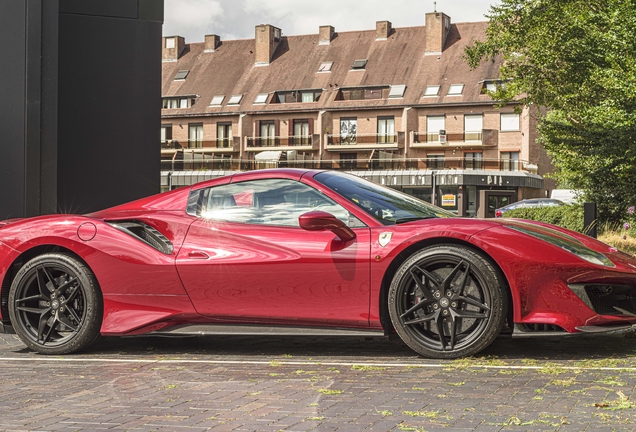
[147,324,385,338]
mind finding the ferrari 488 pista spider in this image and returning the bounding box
[1,169,635,358]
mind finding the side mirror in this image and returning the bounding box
[298,211,356,242]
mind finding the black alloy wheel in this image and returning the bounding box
[8,253,103,355]
[388,245,507,359]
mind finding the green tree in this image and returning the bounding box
[464,0,636,222]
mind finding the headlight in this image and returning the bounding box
[507,225,615,267]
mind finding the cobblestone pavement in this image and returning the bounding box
[1,331,636,431]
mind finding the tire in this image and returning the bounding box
[388,245,507,359]
[8,253,103,355]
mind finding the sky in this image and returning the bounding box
[163,0,498,43]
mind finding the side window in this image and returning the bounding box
[198,179,361,227]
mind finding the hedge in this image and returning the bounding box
[502,204,584,233]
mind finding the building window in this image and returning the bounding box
[217,123,232,148]
[501,151,519,171]
[318,61,333,73]
[188,124,203,149]
[162,97,192,109]
[274,90,321,103]
[377,117,395,144]
[388,85,406,98]
[209,95,225,106]
[161,124,173,149]
[174,70,189,80]
[501,113,520,131]
[165,37,175,49]
[464,114,483,141]
[424,85,440,96]
[337,87,388,101]
[260,120,276,146]
[427,154,445,169]
[293,119,311,145]
[254,93,269,104]
[464,152,483,170]
[351,59,367,70]
[340,118,357,144]
[483,81,497,92]
[448,84,464,95]
[426,115,445,142]
[228,94,243,105]
[340,153,357,169]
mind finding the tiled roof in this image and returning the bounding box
[161,21,502,116]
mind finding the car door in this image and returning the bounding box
[176,178,371,327]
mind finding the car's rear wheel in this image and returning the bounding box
[388,245,507,359]
[8,253,103,355]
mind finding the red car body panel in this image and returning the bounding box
[176,221,371,327]
[1,168,636,339]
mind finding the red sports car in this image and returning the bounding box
[1,169,635,358]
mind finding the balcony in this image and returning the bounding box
[161,138,240,154]
[245,135,318,152]
[412,129,498,148]
[326,133,403,150]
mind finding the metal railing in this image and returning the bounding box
[246,136,314,147]
[326,133,398,146]
[160,156,529,172]
[413,129,498,145]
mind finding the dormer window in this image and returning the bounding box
[448,84,464,95]
[209,95,225,106]
[165,37,175,49]
[274,28,281,42]
[388,85,406,98]
[174,70,189,80]
[336,86,389,101]
[318,61,333,73]
[227,94,243,105]
[162,96,193,109]
[273,90,322,103]
[351,59,367,70]
[423,85,440,96]
[254,93,269,104]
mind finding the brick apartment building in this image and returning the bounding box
[160,11,554,217]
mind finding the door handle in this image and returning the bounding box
[188,251,210,259]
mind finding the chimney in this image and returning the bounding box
[162,36,185,62]
[425,12,451,55]
[255,24,282,65]
[376,21,392,40]
[204,34,220,52]
[319,25,335,45]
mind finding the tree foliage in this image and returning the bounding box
[464,0,636,222]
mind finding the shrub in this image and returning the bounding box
[502,204,584,233]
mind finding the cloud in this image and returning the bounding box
[164,0,495,42]
[163,0,224,41]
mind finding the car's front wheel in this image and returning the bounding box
[8,253,103,355]
[388,245,507,359]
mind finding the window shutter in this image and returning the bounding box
[308,118,314,136]
[256,120,261,137]
[288,119,294,137]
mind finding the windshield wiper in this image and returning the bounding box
[394,216,437,224]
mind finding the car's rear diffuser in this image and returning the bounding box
[149,324,385,338]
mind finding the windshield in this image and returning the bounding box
[314,171,456,225]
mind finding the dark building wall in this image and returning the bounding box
[0,0,162,219]
[57,3,162,213]
[0,1,28,219]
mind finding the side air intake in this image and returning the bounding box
[107,221,173,255]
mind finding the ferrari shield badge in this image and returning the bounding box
[379,232,393,247]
